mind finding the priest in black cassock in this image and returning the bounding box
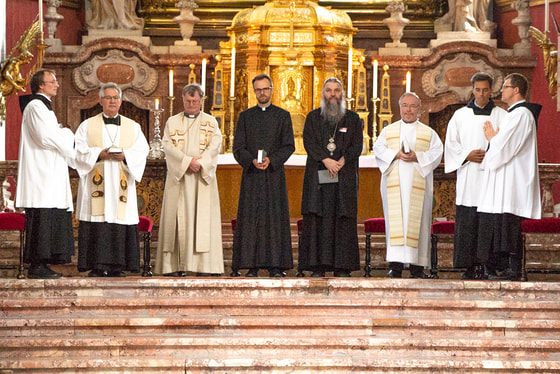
[299,77,363,277]
[232,73,295,277]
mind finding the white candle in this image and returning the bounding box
[347,48,353,98]
[169,70,174,97]
[545,0,550,33]
[201,58,207,95]
[230,47,236,97]
[406,71,411,93]
[39,0,43,33]
[155,98,159,110]
[373,59,378,99]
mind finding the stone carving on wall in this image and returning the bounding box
[422,52,503,102]
[72,49,158,95]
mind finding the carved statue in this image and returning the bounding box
[0,20,41,121]
[87,0,145,30]
[435,0,495,32]
[529,26,558,99]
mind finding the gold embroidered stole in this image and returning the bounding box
[386,121,432,247]
[87,113,134,220]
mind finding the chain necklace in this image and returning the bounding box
[326,122,338,156]
[104,123,119,147]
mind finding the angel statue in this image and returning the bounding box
[0,20,41,121]
[529,26,558,99]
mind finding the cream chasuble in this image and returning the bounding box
[373,120,443,266]
[155,112,224,274]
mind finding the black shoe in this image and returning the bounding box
[163,271,187,277]
[311,270,325,277]
[246,268,259,277]
[28,264,62,279]
[485,268,507,280]
[107,270,126,277]
[230,270,241,277]
[409,265,427,279]
[386,269,402,278]
[88,269,108,277]
[269,268,286,278]
[334,270,351,277]
[196,272,222,277]
[460,266,477,280]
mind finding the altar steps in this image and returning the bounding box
[1,278,560,373]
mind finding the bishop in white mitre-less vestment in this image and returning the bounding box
[373,119,443,271]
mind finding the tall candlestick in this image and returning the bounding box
[201,58,207,95]
[169,70,174,97]
[405,71,411,93]
[39,0,43,33]
[373,59,379,99]
[155,98,159,110]
[230,47,236,97]
[347,47,353,98]
[545,0,550,33]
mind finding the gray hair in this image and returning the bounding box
[182,83,204,98]
[398,92,421,107]
[99,82,122,98]
[321,77,345,97]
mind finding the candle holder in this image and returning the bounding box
[201,95,207,113]
[148,107,165,160]
[168,96,175,117]
[345,97,355,111]
[228,96,236,152]
[370,97,381,152]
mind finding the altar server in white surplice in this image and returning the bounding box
[373,92,443,278]
[444,72,507,280]
[476,73,541,281]
[155,84,224,277]
[75,82,149,277]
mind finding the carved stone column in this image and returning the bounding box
[511,0,532,56]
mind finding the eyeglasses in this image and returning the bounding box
[254,87,272,93]
[400,104,420,109]
[184,99,201,105]
[502,85,515,89]
[43,80,58,85]
[102,96,121,100]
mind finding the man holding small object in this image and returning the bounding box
[299,77,363,277]
[75,82,149,277]
[232,73,295,277]
[373,92,443,278]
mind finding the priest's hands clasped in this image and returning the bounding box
[466,149,486,163]
[253,157,270,170]
[188,156,202,173]
[322,156,345,178]
[395,148,417,163]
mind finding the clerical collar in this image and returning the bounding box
[508,100,542,128]
[103,114,120,125]
[258,103,272,111]
[184,112,200,119]
[18,94,52,112]
[467,99,495,116]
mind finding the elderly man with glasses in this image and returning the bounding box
[74,82,149,277]
[373,92,443,279]
[232,73,295,278]
[155,83,224,277]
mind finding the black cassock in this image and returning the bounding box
[232,105,295,271]
[299,109,363,273]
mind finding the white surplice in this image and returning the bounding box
[477,101,541,219]
[16,98,75,210]
[444,105,506,207]
[74,115,149,224]
[373,120,443,266]
[155,112,224,274]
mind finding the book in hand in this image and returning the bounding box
[318,169,339,184]
[401,139,410,154]
[257,149,267,163]
[108,147,123,153]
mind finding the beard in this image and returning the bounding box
[320,96,346,124]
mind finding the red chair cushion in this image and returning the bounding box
[231,218,237,232]
[364,218,385,233]
[521,217,560,233]
[431,221,455,234]
[138,216,153,232]
[297,218,303,234]
[0,212,25,231]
